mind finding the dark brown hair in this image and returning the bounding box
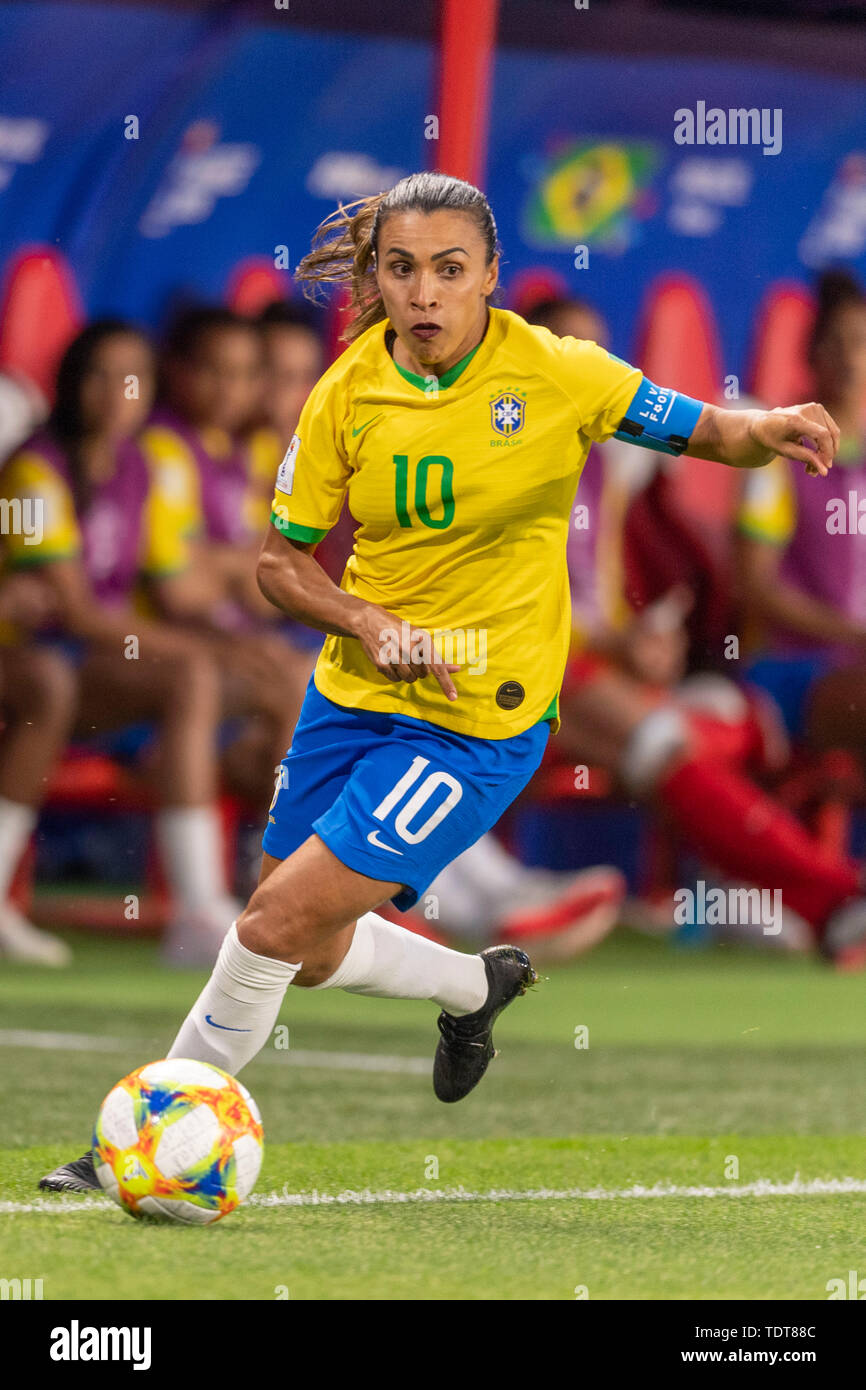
[50,318,152,511]
[295,171,499,341]
[809,268,866,358]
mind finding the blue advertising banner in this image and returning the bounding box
[1,2,865,372]
[0,3,432,323]
[488,48,866,368]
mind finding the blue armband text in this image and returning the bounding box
[614,378,705,456]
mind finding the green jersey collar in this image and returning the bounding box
[387,332,484,393]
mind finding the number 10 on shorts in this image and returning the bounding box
[372,756,463,844]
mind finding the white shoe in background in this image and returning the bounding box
[498,865,627,963]
[161,897,243,968]
[0,901,72,966]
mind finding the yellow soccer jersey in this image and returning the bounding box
[270,307,642,739]
[0,442,199,581]
[736,453,796,546]
[246,427,284,533]
[137,419,272,569]
[136,422,203,577]
[0,448,81,570]
[0,448,80,644]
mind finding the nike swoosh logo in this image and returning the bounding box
[366,829,404,855]
[205,1014,252,1032]
[352,413,383,437]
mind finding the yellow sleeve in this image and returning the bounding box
[548,338,644,444]
[137,427,202,576]
[0,451,81,567]
[736,456,796,545]
[270,372,351,543]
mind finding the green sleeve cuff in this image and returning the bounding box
[142,563,190,579]
[270,511,329,543]
[735,519,788,545]
[6,547,78,568]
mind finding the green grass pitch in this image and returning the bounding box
[2,930,866,1300]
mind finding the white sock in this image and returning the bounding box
[155,805,229,913]
[0,797,36,901]
[167,923,300,1073]
[311,911,488,1015]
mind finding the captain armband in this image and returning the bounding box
[613,377,705,456]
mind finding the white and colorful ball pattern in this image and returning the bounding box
[93,1058,263,1224]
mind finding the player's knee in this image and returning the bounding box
[12,648,78,726]
[236,887,313,961]
[158,646,220,716]
[292,959,337,988]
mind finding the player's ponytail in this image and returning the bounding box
[296,172,499,342]
[295,193,385,340]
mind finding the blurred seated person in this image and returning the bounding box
[250,299,325,473]
[532,296,866,962]
[0,571,74,963]
[250,298,354,589]
[0,320,241,966]
[137,307,318,799]
[737,270,866,939]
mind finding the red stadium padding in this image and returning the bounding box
[748,281,815,406]
[635,273,723,398]
[225,257,291,316]
[0,246,83,401]
[435,0,499,185]
[507,267,570,320]
[634,273,736,555]
[43,750,153,810]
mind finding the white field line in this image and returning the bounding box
[0,1028,430,1075]
[4,1176,866,1218]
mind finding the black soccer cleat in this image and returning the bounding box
[433,945,537,1103]
[38,1151,99,1194]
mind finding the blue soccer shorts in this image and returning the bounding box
[262,676,550,910]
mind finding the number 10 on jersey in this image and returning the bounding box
[393,455,455,530]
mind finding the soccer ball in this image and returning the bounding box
[93,1058,264,1224]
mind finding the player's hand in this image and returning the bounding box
[748,403,839,476]
[354,603,460,701]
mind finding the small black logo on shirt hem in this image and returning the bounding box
[496,681,525,710]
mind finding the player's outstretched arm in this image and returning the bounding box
[687,401,839,475]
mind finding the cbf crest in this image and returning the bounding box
[490,389,526,437]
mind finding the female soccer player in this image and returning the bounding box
[41,172,840,1193]
[1,321,241,968]
[251,299,622,959]
[137,307,316,799]
[533,296,866,958]
[738,270,866,743]
[734,270,866,956]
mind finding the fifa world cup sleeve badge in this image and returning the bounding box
[277,433,301,495]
